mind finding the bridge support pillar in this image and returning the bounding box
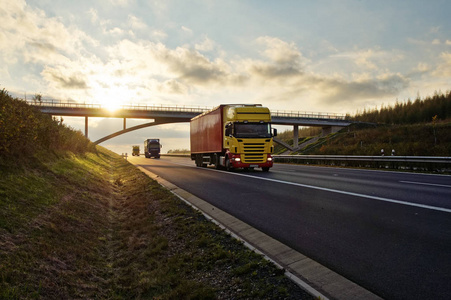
[293,125,299,147]
[85,116,88,137]
[123,118,126,130]
[321,126,344,137]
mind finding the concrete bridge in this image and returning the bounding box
[27,100,352,147]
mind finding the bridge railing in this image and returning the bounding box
[271,110,347,120]
[26,99,347,120]
[25,99,211,114]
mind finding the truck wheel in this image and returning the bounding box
[225,157,232,171]
[262,167,270,172]
[195,155,202,167]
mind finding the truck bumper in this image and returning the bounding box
[230,154,273,169]
[232,161,273,168]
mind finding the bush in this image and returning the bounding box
[0,89,95,164]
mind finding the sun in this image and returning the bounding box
[91,81,129,113]
[103,101,122,112]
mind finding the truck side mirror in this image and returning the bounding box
[225,125,232,137]
[273,128,277,137]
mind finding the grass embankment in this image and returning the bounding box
[0,90,310,298]
[1,148,310,299]
[309,122,451,156]
[275,91,451,156]
[282,121,451,156]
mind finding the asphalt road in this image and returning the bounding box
[130,156,451,300]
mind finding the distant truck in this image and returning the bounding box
[144,139,161,158]
[190,104,276,171]
[132,145,140,156]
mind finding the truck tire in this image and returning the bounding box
[225,157,232,171]
[215,156,222,170]
[195,154,202,167]
[262,167,270,172]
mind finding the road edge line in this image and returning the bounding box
[136,165,382,300]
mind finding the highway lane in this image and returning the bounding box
[130,156,451,300]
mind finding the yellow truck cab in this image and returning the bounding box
[132,145,140,156]
[190,104,276,171]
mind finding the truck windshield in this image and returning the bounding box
[149,142,160,149]
[234,123,272,138]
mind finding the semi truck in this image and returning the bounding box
[144,139,161,158]
[190,104,276,171]
[132,145,140,156]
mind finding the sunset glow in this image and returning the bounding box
[2,0,450,154]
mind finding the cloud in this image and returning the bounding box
[314,74,410,104]
[0,3,421,114]
[330,48,404,72]
[242,37,305,80]
[41,66,88,89]
[128,15,147,30]
[432,52,451,77]
[87,8,98,23]
[158,79,189,94]
[181,26,193,34]
[256,36,303,65]
[1,0,93,65]
[153,46,228,84]
[432,39,441,45]
[109,0,131,7]
[195,37,215,52]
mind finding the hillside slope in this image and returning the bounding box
[293,121,451,156]
[0,90,311,299]
[275,91,451,156]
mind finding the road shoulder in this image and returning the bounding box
[135,164,382,300]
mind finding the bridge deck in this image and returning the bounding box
[27,100,350,125]
[26,99,352,145]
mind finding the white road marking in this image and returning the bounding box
[143,157,451,214]
[399,181,451,188]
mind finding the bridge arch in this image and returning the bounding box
[93,118,186,145]
[26,100,351,150]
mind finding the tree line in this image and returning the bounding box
[348,90,451,124]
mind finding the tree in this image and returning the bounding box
[33,93,42,105]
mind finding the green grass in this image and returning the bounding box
[276,121,451,156]
[0,88,311,299]
[0,147,311,299]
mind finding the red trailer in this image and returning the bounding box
[190,104,275,171]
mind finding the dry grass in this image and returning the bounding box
[1,88,312,299]
[0,147,312,299]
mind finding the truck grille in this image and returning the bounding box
[242,142,265,163]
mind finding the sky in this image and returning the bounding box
[1,0,450,154]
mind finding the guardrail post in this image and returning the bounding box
[85,116,88,137]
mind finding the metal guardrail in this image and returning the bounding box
[273,155,451,171]
[159,154,451,165]
[274,155,451,164]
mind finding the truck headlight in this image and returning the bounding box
[233,157,241,162]
[267,157,273,161]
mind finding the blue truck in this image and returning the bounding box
[144,139,161,158]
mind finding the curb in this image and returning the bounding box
[135,165,382,300]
